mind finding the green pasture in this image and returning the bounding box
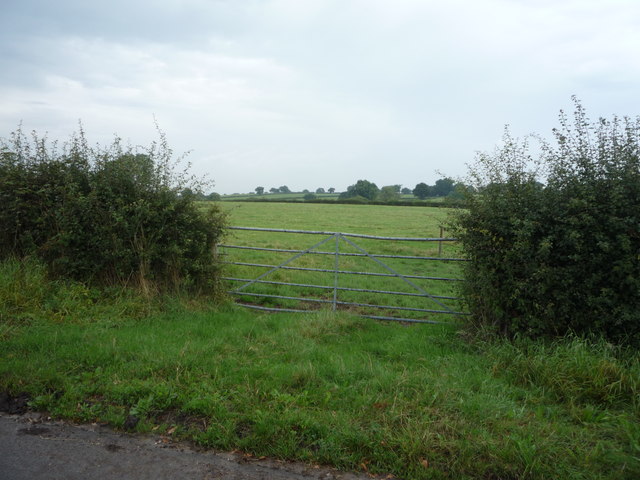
[217,202,463,321]
[220,201,450,235]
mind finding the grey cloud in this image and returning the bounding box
[2,0,247,44]
[3,0,640,194]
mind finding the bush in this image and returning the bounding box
[451,98,640,344]
[339,180,379,201]
[0,125,227,295]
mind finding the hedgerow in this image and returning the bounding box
[0,124,226,295]
[452,98,640,344]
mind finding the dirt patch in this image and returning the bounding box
[0,391,31,414]
[154,408,209,433]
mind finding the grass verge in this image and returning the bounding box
[1,259,638,479]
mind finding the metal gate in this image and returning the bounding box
[219,226,468,324]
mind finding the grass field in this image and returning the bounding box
[219,201,451,235]
[1,203,639,479]
[217,202,463,321]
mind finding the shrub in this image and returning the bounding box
[0,124,227,295]
[451,98,640,344]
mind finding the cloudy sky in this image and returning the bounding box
[2,0,640,194]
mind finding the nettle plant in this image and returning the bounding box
[0,124,227,295]
[451,98,640,344]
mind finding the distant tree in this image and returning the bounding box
[269,187,278,194]
[378,185,401,202]
[446,183,470,202]
[181,188,209,200]
[401,187,412,195]
[302,189,310,194]
[180,187,194,198]
[316,187,325,194]
[328,187,335,194]
[279,185,291,194]
[255,186,264,195]
[433,178,456,197]
[303,193,316,201]
[206,192,221,201]
[413,182,432,199]
[341,179,379,201]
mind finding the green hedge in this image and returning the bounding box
[452,99,640,344]
[0,126,226,295]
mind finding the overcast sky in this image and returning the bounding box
[2,0,640,194]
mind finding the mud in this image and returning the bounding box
[0,391,31,415]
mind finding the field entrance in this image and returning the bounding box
[220,226,467,324]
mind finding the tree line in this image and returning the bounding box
[245,178,461,202]
[337,178,462,202]
[254,186,336,195]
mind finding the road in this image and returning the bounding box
[0,413,380,480]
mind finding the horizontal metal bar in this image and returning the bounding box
[229,226,457,242]
[223,277,460,300]
[361,314,446,325]
[229,292,465,315]
[336,301,466,315]
[223,262,463,281]
[236,304,309,314]
[219,244,467,262]
[224,276,331,290]
[233,303,454,324]
[230,292,332,304]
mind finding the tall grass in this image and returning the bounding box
[0,257,159,329]
[488,336,640,411]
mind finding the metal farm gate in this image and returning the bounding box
[219,227,468,324]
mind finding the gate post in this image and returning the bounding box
[333,233,340,311]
